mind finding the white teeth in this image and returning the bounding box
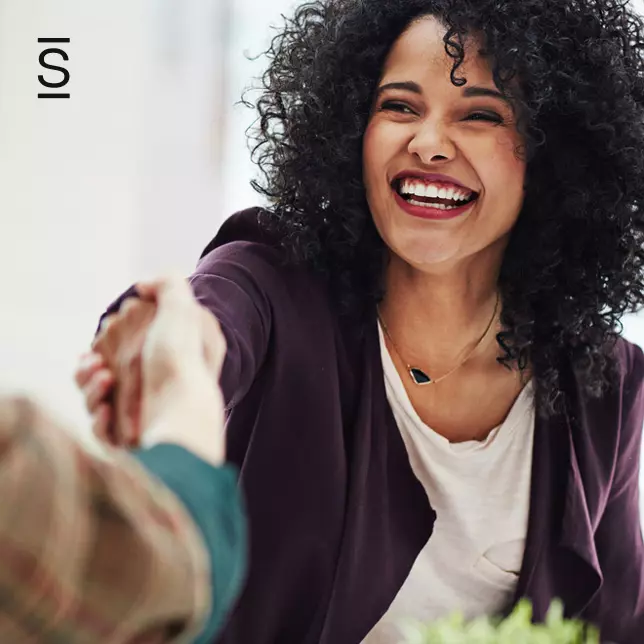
[426,184,439,198]
[398,179,475,202]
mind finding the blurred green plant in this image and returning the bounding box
[399,599,600,644]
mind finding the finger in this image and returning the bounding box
[92,313,118,354]
[148,277,201,341]
[119,296,141,317]
[135,273,185,296]
[125,428,142,450]
[134,280,161,301]
[156,276,195,307]
[74,352,105,388]
[139,276,202,361]
[136,274,192,306]
[92,404,113,445]
[83,369,115,412]
[114,355,143,447]
[98,313,117,334]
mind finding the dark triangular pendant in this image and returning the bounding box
[409,367,432,385]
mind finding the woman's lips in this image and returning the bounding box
[392,188,477,221]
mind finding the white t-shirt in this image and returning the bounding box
[362,324,535,643]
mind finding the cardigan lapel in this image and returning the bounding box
[514,392,602,620]
[555,411,603,615]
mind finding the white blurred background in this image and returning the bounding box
[0,0,298,433]
[1,0,644,454]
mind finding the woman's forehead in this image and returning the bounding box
[380,16,493,88]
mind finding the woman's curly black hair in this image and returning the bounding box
[246,0,644,415]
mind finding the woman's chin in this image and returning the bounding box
[389,242,463,272]
[384,228,467,271]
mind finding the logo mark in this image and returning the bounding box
[38,38,70,99]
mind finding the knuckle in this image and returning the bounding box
[95,316,119,348]
[100,314,117,334]
[86,373,110,408]
[120,297,139,317]
[91,334,105,353]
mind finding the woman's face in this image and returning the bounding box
[362,15,526,272]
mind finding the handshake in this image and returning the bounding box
[75,276,228,466]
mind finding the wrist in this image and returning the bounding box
[140,377,225,467]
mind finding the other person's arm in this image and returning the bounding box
[0,395,213,644]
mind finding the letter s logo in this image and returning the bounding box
[38,48,70,88]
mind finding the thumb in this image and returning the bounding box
[137,275,201,343]
[135,274,193,305]
[138,275,204,368]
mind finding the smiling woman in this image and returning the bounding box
[83,1,644,643]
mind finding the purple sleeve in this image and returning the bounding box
[190,241,273,408]
[591,341,644,644]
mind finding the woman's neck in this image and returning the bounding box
[379,254,501,368]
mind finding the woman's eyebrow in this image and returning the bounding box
[462,85,512,106]
[375,81,512,107]
[375,81,422,98]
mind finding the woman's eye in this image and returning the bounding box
[380,101,416,115]
[465,111,504,124]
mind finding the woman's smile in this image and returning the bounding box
[391,171,480,221]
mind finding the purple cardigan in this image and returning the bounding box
[106,208,644,644]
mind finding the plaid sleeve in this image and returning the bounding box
[0,396,212,644]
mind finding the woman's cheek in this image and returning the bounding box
[479,136,526,193]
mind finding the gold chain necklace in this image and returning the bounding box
[377,292,500,386]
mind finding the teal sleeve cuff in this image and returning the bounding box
[132,444,247,643]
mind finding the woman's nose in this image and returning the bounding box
[407,120,456,164]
